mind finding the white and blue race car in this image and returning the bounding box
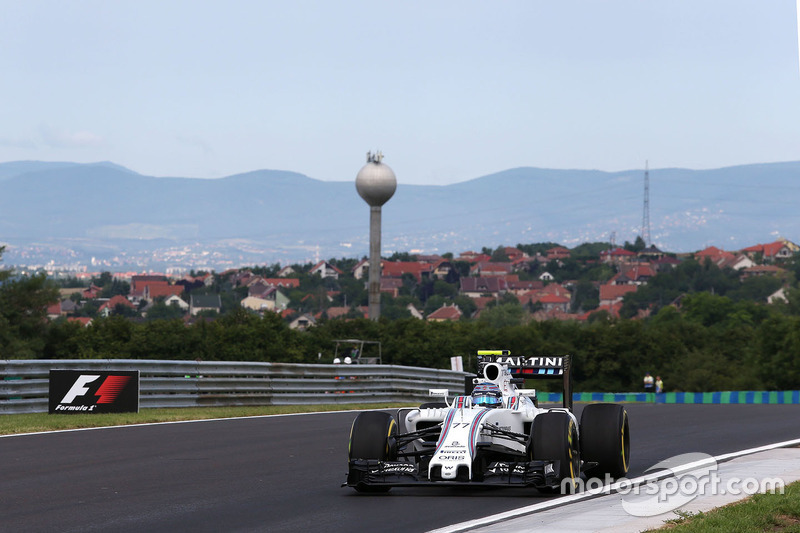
[344,350,630,493]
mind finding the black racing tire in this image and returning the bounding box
[531,411,580,493]
[348,411,398,493]
[580,403,630,479]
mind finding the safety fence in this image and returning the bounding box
[4,359,797,415]
[537,391,800,404]
[0,359,469,415]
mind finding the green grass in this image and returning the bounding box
[0,403,412,436]
[648,480,800,532]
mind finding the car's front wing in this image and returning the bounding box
[344,459,562,489]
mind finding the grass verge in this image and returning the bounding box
[649,480,800,532]
[0,403,411,436]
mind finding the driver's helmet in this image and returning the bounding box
[471,382,503,408]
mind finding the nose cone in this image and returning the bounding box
[356,161,397,207]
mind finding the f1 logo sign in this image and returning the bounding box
[49,370,139,414]
[60,374,132,404]
[61,375,100,403]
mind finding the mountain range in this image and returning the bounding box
[1,160,798,270]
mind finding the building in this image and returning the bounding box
[190,294,222,316]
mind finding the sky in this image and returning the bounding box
[1,1,799,185]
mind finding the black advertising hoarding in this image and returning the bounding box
[49,370,139,414]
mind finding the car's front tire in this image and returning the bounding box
[348,411,397,493]
[531,411,580,493]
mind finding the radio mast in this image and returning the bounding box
[641,161,651,247]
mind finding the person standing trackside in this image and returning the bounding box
[655,376,663,394]
[644,372,654,392]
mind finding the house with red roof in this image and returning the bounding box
[381,261,432,282]
[257,278,300,289]
[470,296,495,315]
[694,246,735,266]
[518,283,573,309]
[546,246,571,261]
[98,295,136,317]
[131,275,168,294]
[599,284,637,306]
[67,316,93,327]
[426,303,462,322]
[610,263,656,285]
[470,261,513,277]
[144,284,184,302]
[600,248,637,264]
[511,255,540,272]
[457,251,491,263]
[538,293,570,314]
[82,284,102,299]
[46,301,63,320]
[718,254,755,271]
[593,301,625,319]
[539,283,572,299]
[503,247,527,261]
[741,241,795,262]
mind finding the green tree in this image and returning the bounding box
[387,252,417,262]
[572,280,599,312]
[623,236,646,253]
[490,246,510,262]
[0,247,60,358]
[146,300,187,320]
[477,302,524,328]
[516,242,562,257]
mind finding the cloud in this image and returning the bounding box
[39,124,104,149]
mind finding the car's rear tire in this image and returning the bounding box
[580,403,630,479]
[531,412,580,493]
[348,411,397,493]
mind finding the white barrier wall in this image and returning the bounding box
[0,359,469,414]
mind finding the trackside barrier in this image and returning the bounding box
[0,360,469,415]
[536,391,800,404]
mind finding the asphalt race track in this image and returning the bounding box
[2,403,799,533]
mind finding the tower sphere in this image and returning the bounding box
[356,151,397,207]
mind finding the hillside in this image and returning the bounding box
[1,160,799,268]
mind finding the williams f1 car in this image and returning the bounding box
[344,351,630,493]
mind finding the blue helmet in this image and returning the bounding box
[471,382,503,408]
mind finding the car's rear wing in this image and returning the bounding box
[477,350,573,410]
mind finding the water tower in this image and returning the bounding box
[356,151,397,320]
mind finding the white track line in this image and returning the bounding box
[428,437,800,533]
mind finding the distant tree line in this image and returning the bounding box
[13,289,800,392]
[2,246,800,392]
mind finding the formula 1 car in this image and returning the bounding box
[344,350,630,493]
